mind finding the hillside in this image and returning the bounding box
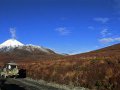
[80,43,120,56]
[63,43,120,60]
[0,41,120,90]
[0,39,63,62]
[18,43,120,90]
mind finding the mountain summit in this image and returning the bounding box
[0,39,24,48]
[0,39,56,54]
[0,39,59,61]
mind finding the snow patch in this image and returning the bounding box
[0,39,51,53]
[26,44,49,53]
[0,39,24,48]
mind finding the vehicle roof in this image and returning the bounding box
[6,63,18,65]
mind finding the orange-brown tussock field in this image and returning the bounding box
[0,43,120,90]
[17,56,120,90]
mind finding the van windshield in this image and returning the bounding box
[6,65,17,69]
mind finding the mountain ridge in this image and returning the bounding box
[0,39,62,62]
[65,43,120,60]
[0,39,56,54]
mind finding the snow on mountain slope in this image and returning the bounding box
[0,39,55,54]
[0,39,24,48]
[25,44,50,53]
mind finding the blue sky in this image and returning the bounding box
[0,0,120,54]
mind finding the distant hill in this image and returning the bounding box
[19,43,120,90]
[0,39,120,62]
[63,43,120,60]
[0,40,120,90]
[79,43,120,57]
[0,39,62,62]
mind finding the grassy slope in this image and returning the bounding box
[0,43,120,90]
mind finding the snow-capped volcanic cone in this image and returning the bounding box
[0,39,24,48]
[0,39,60,61]
[0,39,56,54]
[0,39,24,52]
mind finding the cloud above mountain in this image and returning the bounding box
[99,37,120,44]
[94,17,110,24]
[10,28,16,39]
[55,27,71,36]
[100,28,111,37]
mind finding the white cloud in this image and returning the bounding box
[95,45,99,48]
[10,28,16,39]
[99,27,120,44]
[55,27,71,35]
[100,28,111,37]
[99,37,120,44]
[94,17,109,23]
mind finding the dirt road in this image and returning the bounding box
[0,78,64,90]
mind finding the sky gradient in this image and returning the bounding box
[0,0,120,54]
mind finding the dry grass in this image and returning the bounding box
[16,56,120,90]
[0,43,120,90]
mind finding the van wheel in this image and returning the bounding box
[1,75,6,79]
[14,75,18,79]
